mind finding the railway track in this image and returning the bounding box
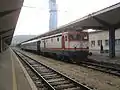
[79,60,120,77]
[14,50,91,90]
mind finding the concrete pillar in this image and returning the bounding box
[0,36,2,52]
[109,28,115,58]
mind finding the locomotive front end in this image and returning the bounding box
[67,31,91,59]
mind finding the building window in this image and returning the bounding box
[98,40,102,46]
[115,39,117,45]
[57,37,59,41]
[115,39,120,45]
[118,39,120,45]
[91,41,95,47]
[105,40,109,46]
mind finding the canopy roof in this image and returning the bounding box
[41,2,120,38]
[58,2,120,31]
[0,0,23,45]
[21,2,120,43]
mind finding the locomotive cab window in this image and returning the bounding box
[69,34,81,41]
[69,32,88,41]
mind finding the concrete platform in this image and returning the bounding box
[88,53,120,65]
[0,48,33,90]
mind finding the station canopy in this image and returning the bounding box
[0,0,23,45]
[59,2,120,31]
[21,2,120,43]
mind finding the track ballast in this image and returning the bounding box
[14,50,91,90]
[78,60,120,77]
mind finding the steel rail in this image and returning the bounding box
[14,49,120,77]
[14,51,55,90]
[14,50,91,90]
[78,60,120,77]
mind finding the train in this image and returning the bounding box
[20,30,92,62]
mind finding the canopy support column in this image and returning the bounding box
[109,28,115,58]
[0,36,2,52]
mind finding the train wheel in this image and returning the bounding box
[60,55,65,61]
[68,57,76,63]
[52,53,57,59]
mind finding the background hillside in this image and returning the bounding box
[11,35,36,46]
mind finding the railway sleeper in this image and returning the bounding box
[42,74,58,77]
[36,66,48,69]
[47,78,65,83]
[37,70,55,74]
[43,75,61,80]
[40,72,56,75]
[54,83,75,89]
[50,80,71,86]
[35,68,51,72]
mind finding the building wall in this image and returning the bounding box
[89,29,120,56]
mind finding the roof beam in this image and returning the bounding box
[81,26,108,30]
[113,21,120,29]
[92,16,112,28]
[0,8,21,18]
[0,28,15,35]
[2,35,13,39]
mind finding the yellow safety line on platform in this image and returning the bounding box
[11,57,18,90]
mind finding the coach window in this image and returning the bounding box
[51,38,53,42]
[57,37,59,41]
[98,40,102,46]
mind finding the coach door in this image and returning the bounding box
[44,40,46,48]
[64,35,68,49]
[62,34,68,49]
[62,35,65,49]
[37,41,41,52]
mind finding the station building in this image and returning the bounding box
[89,29,120,56]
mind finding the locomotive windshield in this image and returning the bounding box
[69,34,81,41]
[69,32,88,41]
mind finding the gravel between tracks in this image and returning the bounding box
[16,49,120,90]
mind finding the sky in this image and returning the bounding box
[14,0,120,35]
